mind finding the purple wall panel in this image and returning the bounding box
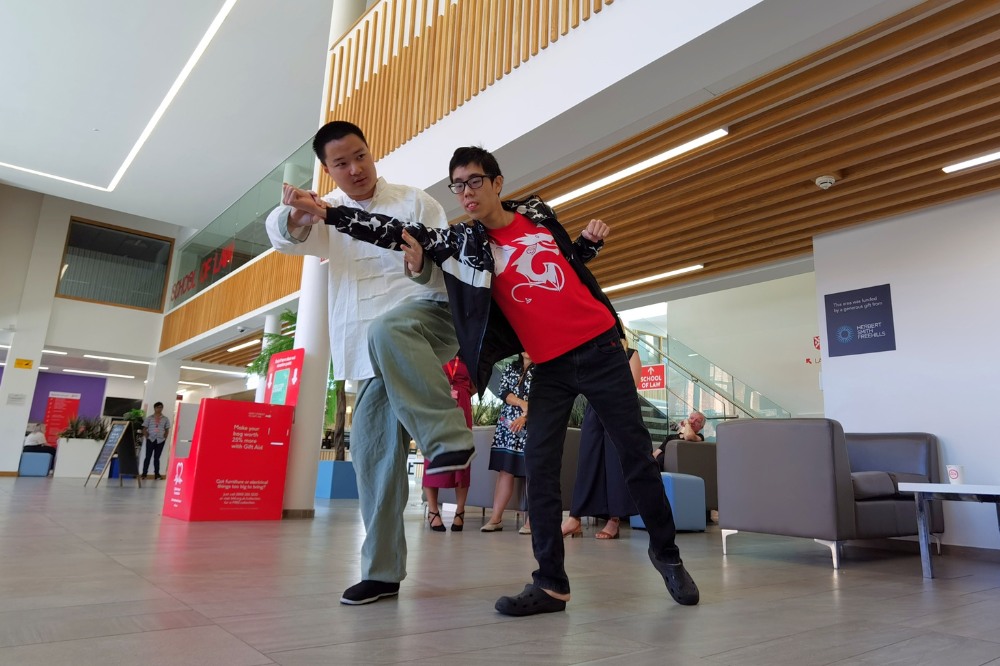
[29,372,106,422]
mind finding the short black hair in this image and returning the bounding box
[313,121,367,162]
[449,146,502,182]
[153,402,164,408]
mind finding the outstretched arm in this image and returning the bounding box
[282,184,462,265]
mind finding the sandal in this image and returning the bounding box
[495,584,567,616]
[428,511,446,532]
[596,517,620,540]
[561,517,583,538]
[451,511,465,532]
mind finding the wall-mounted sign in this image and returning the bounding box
[14,358,33,369]
[639,364,666,390]
[824,283,896,358]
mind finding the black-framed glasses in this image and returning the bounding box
[448,174,489,194]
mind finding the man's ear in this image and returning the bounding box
[493,174,504,195]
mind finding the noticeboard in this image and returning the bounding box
[85,420,140,488]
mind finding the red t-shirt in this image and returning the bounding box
[486,213,614,363]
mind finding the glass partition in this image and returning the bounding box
[167,140,315,309]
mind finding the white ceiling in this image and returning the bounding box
[0,0,333,228]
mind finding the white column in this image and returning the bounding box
[282,257,330,518]
[254,313,282,402]
[144,358,181,420]
[0,196,68,472]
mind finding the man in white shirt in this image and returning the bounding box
[141,402,171,480]
[265,121,474,606]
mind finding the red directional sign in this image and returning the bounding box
[639,364,665,390]
[264,348,305,406]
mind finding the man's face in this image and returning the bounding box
[688,412,705,432]
[451,162,503,222]
[321,133,377,201]
[154,405,163,416]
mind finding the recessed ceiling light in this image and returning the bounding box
[547,129,729,208]
[178,380,211,387]
[42,349,67,355]
[0,344,10,349]
[83,354,152,365]
[942,149,1000,174]
[39,366,49,370]
[0,0,240,192]
[62,369,135,379]
[603,265,704,293]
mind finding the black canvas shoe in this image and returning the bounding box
[340,580,400,605]
[424,448,476,475]
[648,548,700,605]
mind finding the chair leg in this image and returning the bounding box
[814,539,843,569]
[721,529,738,555]
[931,534,941,555]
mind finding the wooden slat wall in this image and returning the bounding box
[316,0,615,195]
[159,252,303,352]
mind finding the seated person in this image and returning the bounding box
[23,425,57,473]
[653,410,706,462]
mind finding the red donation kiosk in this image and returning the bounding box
[162,399,294,521]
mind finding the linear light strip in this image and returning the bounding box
[178,380,211,387]
[42,349,67,355]
[180,365,246,377]
[0,0,240,192]
[942,150,1000,174]
[107,0,240,191]
[603,264,704,293]
[83,354,152,365]
[547,129,729,208]
[63,368,136,379]
[226,339,261,353]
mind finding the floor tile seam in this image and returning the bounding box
[0,618,231,652]
[836,628,995,662]
[700,620,849,660]
[259,616,578,656]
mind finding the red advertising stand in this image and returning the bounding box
[162,399,294,521]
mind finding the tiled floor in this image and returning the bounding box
[2,477,1000,665]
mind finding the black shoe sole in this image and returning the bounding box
[340,591,399,605]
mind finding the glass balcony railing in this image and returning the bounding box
[166,140,316,310]
[626,327,796,441]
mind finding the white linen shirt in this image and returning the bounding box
[265,177,449,382]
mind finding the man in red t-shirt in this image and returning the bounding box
[282,146,700,617]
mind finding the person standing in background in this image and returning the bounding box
[141,402,170,480]
[481,353,534,534]
[424,356,474,532]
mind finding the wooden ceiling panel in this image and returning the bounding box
[498,1,1000,297]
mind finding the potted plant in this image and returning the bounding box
[55,415,111,478]
[123,408,146,450]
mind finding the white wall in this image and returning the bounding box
[0,184,43,334]
[666,273,823,417]
[814,191,1000,550]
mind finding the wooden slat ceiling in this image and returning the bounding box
[511,0,1000,297]
[188,321,294,369]
[186,0,999,364]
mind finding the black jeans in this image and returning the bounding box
[143,440,165,475]
[525,327,679,594]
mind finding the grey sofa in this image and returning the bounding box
[716,418,943,569]
[658,439,718,513]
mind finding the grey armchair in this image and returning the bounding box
[658,439,717,514]
[716,418,943,569]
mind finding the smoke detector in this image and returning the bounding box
[815,175,836,190]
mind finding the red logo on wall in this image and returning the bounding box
[639,364,666,391]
